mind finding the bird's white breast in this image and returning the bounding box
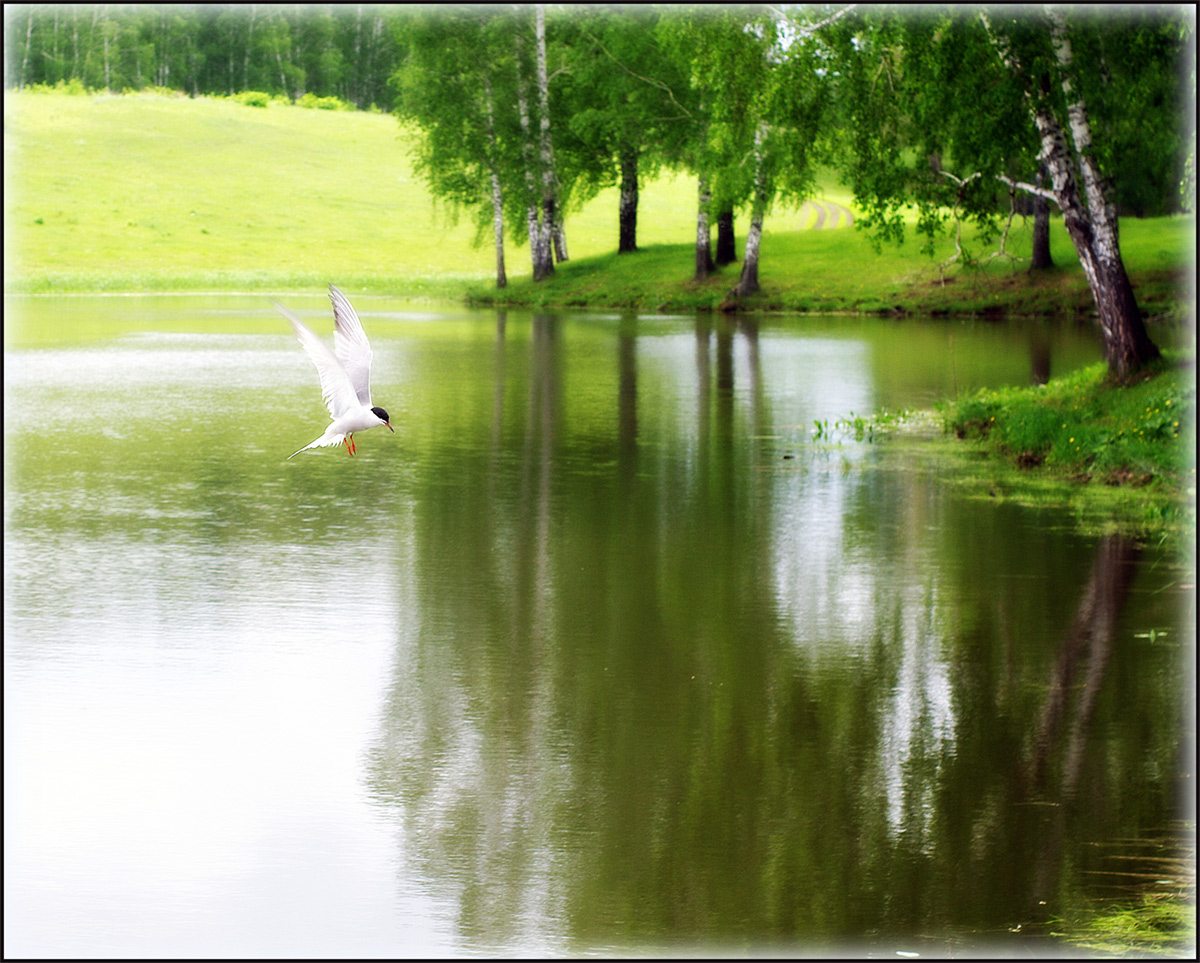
[332,406,386,434]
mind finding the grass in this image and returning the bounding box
[5,89,492,291]
[939,353,1196,534]
[1054,896,1195,956]
[6,88,1195,538]
[4,88,1194,323]
[1050,824,1196,957]
[473,215,1193,318]
[2,88,726,294]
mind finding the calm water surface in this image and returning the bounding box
[4,295,1193,957]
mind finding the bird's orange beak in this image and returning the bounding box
[386,422,394,432]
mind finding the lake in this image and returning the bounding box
[4,294,1193,957]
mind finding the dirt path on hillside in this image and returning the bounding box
[798,199,855,229]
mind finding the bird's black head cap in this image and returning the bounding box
[371,406,391,423]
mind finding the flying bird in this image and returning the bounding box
[275,284,394,458]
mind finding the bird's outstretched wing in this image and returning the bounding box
[328,284,373,407]
[273,300,359,420]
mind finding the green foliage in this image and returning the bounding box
[652,6,829,220]
[942,355,1195,490]
[1069,9,1193,217]
[232,90,272,108]
[555,7,691,202]
[24,77,91,96]
[296,92,351,111]
[7,4,401,109]
[1052,894,1196,956]
[822,6,1192,252]
[389,6,520,250]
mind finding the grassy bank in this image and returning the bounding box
[937,353,1196,535]
[466,219,1192,320]
[4,89,1194,324]
[6,89,1195,536]
[3,88,763,294]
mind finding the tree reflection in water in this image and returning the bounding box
[360,311,1185,953]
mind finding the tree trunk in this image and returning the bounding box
[695,177,714,280]
[1029,164,1054,271]
[72,7,80,82]
[20,8,33,88]
[618,148,638,254]
[490,171,507,289]
[986,9,1159,379]
[1041,9,1158,378]
[1042,133,1157,377]
[732,209,763,298]
[552,212,568,262]
[715,209,737,264]
[52,8,62,84]
[101,7,111,90]
[514,31,552,281]
[534,5,558,278]
[243,4,257,91]
[730,125,767,299]
[482,73,506,289]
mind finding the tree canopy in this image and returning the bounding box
[5,4,400,107]
[6,3,1193,373]
[823,5,1191,250]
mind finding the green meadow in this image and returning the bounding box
[4,88,761,294]
[5,88,1193,319]
[5,89,1195,532]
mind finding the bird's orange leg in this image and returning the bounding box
[344,435,356,456]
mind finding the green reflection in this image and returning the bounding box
[5,297,1189,954]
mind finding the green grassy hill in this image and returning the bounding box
[3,89,722,294]
[4,89,1193,318]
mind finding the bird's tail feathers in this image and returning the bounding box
[287,433,345,459]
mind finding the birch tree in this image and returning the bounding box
[985,7,1160,376]
[828,5,1185,379]
[559,7,692,255]
[534,4,562,268]
[391,9,517,289]
[659,7,832,299]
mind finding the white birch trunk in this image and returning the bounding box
[553,212,568,263]
[491,172,508,289]
[483,73,506,289]
[983,10,1159,377]
[514,34,549,280]
[732,124,768,298]
[695,177,713,280]
[535,5,560,271]
[21,10,33,87]
[1044,7,1120,259]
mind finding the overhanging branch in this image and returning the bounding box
[998,173,1058,203]
[768,3,859,40]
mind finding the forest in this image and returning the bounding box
[5,3,1194,377]
[6,3,400,108]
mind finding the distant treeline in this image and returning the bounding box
[4,4,400,108]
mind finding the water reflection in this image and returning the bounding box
[4,298,1189,956]
[355,310,1184,951]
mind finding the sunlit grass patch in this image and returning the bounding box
[4,88,1195,317]
[1050,824,1196,957]
[1053,895,1196,956]
[944,355,1195,486]
[936,353,1196,537]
